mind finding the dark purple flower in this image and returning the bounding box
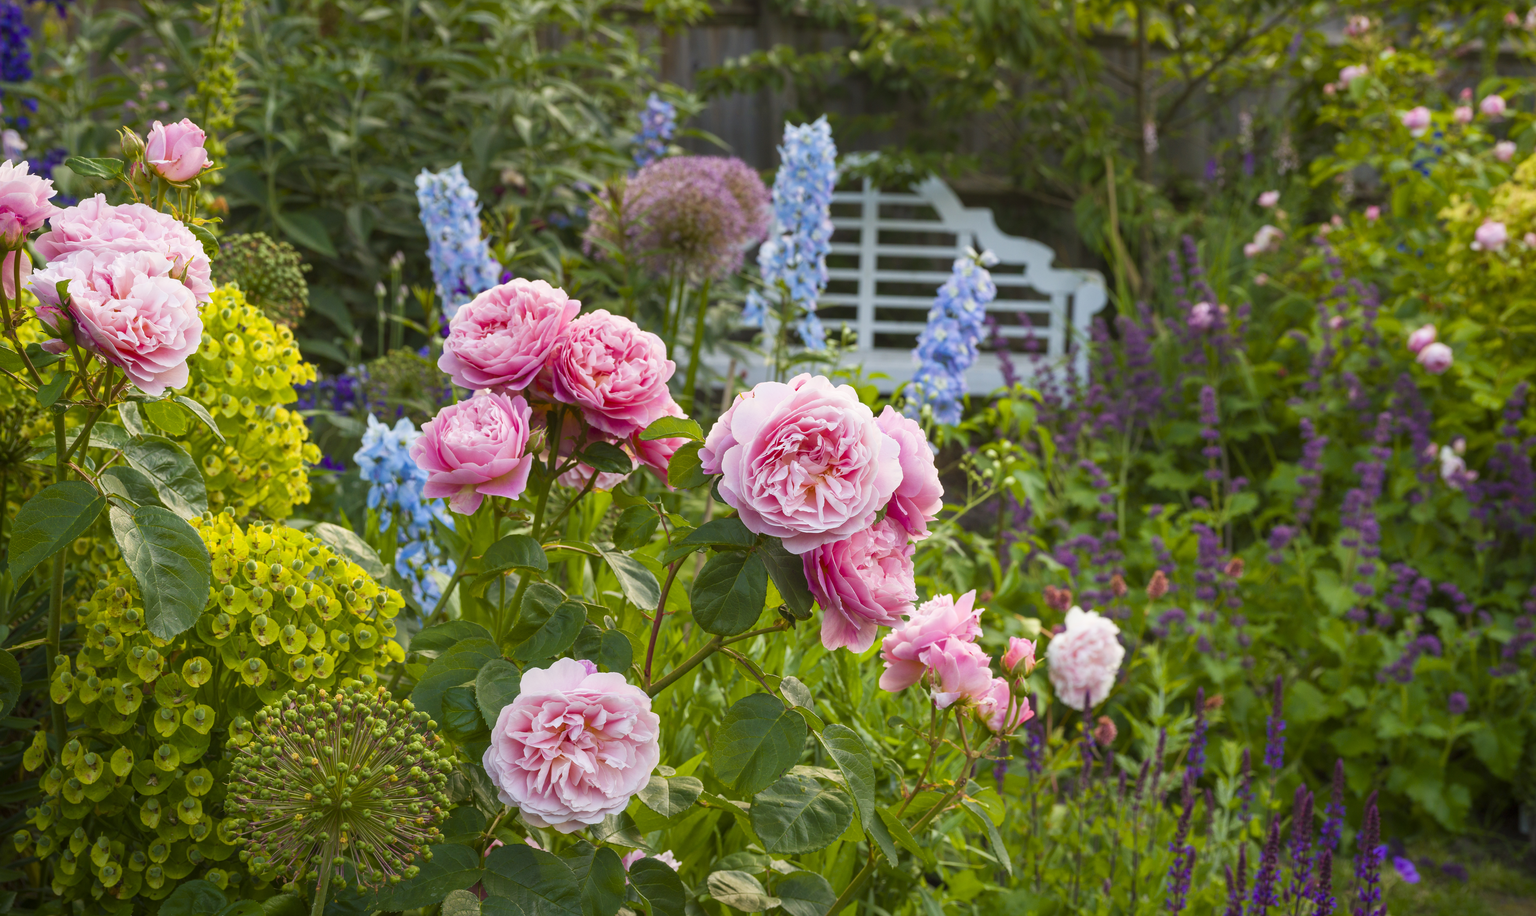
[1265,675,1286,771]
[1225,844,1248,916]
[1165,771,1198,913]
[1447,691,1468,716]
[1251,817,1283,914]
[1314,846,1336,915]
[1352,796,1382,916]
[1441,862,1468,882]
[1287,785,1314,905]
[1237,747,1252,821]
[1188,688,1208,781]
[1321,758,1346,853]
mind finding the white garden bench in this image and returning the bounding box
[717,175,1108,393]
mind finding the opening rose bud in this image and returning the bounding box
[1480,94,1507,120]
[1003,637,1036,675]
[410,390,535,515]
[1474,220,1508,251]
[1406,324,1436,354]
[1400,106,1431,137]
[144,118,215,184]
[1496,141,1517,163]
[1416,342,1453,375]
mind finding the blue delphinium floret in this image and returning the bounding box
[633,93,676,169]
[415,163,501,319]
[907,248,998,424]
[354,414,456,605]
[757,117,837,347]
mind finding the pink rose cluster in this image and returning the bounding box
[1045,606,1125,711]
[877,590,1036,734]
[1406,323,1453,375]
[417,278,688,510]
[700,375,945,651]
[26,190,216,396]
[482,658,661,833]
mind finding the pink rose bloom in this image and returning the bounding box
[411,391,535,514]
[1243,225,1284,258]
[702,374,902,554]
[0,160,58,249]
[803,518,917,652]
[974,678,1033,734]
[482,658,660,833]
[928,639,993,709]
[1453,106,1473,125]
[621,850,681,871]
[1257,190,1279,208]
[35,195,213,301]
[1003,636,1036,674]
[876,406,943,539]
[549,309,675,438]
[1338,65,1368,86]
[144,119,214,183]
[1526,231,1536,248]
[1416,341,1453,374]
[1045,606,1124,711]
[1475,220,1509,251]
[30,249,202,395]
[878,590,984,693]
[1400,106,1431,137]
[1406,324,1436,354]
[1481,94,1507,119]
[1187,301,1215,330]
[1365,205,1380,222]
[440,279,580,393]
[1496,141,1518,163]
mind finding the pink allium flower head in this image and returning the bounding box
[1400,106,1432,137]
[440,278,581,393]
[1480,94,1507,119]
[876,406,943,539]
[35,195,213,301]
[803,518,917,653]
[1045,606,1124,711]
[411,390,535,514]
[1496,141,1518,163]
[1416,341,1453,375]
[1257,190,1280,208]
[548,309,676,439]
[975,678,1033,734]
[0,160,58,249]
[144,119,214,183]
[1406,324,1436,354]
[1365,205,1380,222]
[482,658,660,833]
[1453,106,1473,125]
[1338,65,1368,86]
[621,850,681,871]
[1475,220,1509,251]
[1003,636,1036,674]
[702,374,902,554]
[30,249,202,395]
[927,639,993,709]
[1187,301,1215,330]
[878,590,984,693]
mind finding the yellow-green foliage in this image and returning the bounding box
[18,514,407,909]
[185,285,320,519]
[1441,156,1536,348]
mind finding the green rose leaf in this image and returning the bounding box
[629,858,687,916]
[9,480,105,585]
[772,872,837,916]
[706,871,779,913]
[691,550,767,636]
[142,399,192,436]
[441,685,488,742]
[713,693,806,796]
[185,222,221,259]
[612,505,660,550]
[750,773,854,855]
[566,844,626,916]
[816,724,876,829]
[99,466,165,509]
[371,844,483,911]
[476,658,523,729]
[36,371,68,409]
[960,797,1013,877]
[159,879,227,916]
[173,395,226,442]
[510,600,586,663]
[482,533,550,574]
[666,441,710,489]
[122,435,208,519]
[483,843,582,916]
[581,441,634,475]
[639,415,703,442]
[412,637,499,721]
[109,505,212,640]
[661,517,757,564]
[598,629,632,672]
[310,521,387,579]
[592,547,661,610]
[412,620,495,656]
[64,156,125,180]
[760,540,814,621]
[638,773,704,818]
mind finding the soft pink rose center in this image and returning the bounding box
[755,413,870,510]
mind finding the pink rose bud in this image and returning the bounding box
[1453,106,1473,125]
[876,406,943,539]
[439,278,580,393]
[1365,205,1381,221]
[411,390,536,515]
[1257,190,1280,208]
[1496,141,1517,163]
[38,337,67,355]
[878,591,984,694]
[1003,637,1036,675]
[0,159,60,250]
[1338,65,1368,86]
[482,658,659,832]
[975,677,1033,735]
[549,309,676,439]
[143,118,214,183]
[803,518,916,653]
[1416,342,1453,374]
[1046,606,1125,711]
[1406,324,1436,354]
[1475,220,1509,251]
[1480,95,1507,120]
[1400,106,1431,136]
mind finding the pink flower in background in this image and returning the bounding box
[1406,324,1436,354]
[1257,190,1279,208]
[928,639,993,709]
[482,658,660,833]
[621,850,681,871]
[1453,106,1473,125]
[440,278,581,393]
[35,195,213,301]
[1526,232,1536,248]
[876,406,943,539]
[1474,220,1509,251]
[29,248,202,396]
[1003,637,1036,674]
[1045,606,1125,711]
[1187,301,1215,330]
[0,159,59,249]
[1480,94,1507,119]
[549,309,675,438]
[1496,141,1517,162]
[1365,206,1381,222]
[1344,15,1370,36]
[702,374,901,554]
[804,518,917,653]
[878,590,985,693]
[1400,106,1431,137]
[144,119,214,183]
[1243,225,1284,258]
[1417,342,1453,374]
[975,678,1033,734]
[1338,65,1368,86]
[411,390,535,514]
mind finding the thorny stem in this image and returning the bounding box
[642,561,683,687]
[646,635,720,697]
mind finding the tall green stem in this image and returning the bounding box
[680,278,712,414]
[47,408,67,751]
[310,863,332,916]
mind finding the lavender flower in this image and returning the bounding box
[909,249,999,424]
[0,1,30,85]
[1314,846,1336,915]
[1295,417,1329,524]
[416,163,501,319]
[1199,385,1222,482]
[1352,796,1383,916]
[1448,691,1468,716]
[1237,748,1252,821]
[758,118,837,349]
[1287,785,1314,905]
[1321,758,1346,852]
[1225,844,1248,916]
[1165,772,1198,912]
[632,93,676,169]
[1188,689,1208,781]
[1251,817,1283,914]
[1265,675,1286,771]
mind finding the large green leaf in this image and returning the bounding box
[476,658,523,729]
[712,694,806,796]
[412,637,500,721]
[816,725,876,829]
[566,845,625,916]
[122,436,207,519]
[597,549,660,610]
[159,879,227,916]
[750,774,854,855]
[8,481,104,585]
[482,534,550,574]
[771,873,836,916]
[412,620,495,656]
[661,517,755,564]
[109,505,211,640]
[311,522,387,579]
[638,773,704,819]
[639,415,703,442]
[706,871,779,913]
[0,650,20,719]
[275,210,338,258]
[483,844,581,916]
[581,442,634,475]
[442,889,483,916]
[510,600,585,663]
[611,505,659,550]
[99,466,164,509]
[371,844,483,910]
[760,540,814,621]
[691,551,767,636]
[667,441,710,489]
[960,797,1013,877]
[142,399,192,435]
[64,156,125,179]
[628,859,687,916]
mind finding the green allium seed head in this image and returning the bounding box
[226,683,449,891]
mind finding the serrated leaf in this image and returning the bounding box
[370,844,483,910]
[476,658,522,729]
[771,872,836,916]
[412,620,494,656]
[817,724,876,830]
[568,845,625,916]
[612,505,660,550]
[109,505,211,640]
[750,773,854,855]
[706,871,779,913]
[64,156,125,179]
[99,466,164,509]
[9,481,104,585]
[667,441,709,489]
[483,845,581,916]
[186,223,220,259]
[639,416,703,442]
[122,435,207,519]
[142,399,192,435]
[483,534,550,573]
[36,371,67,409]
[412,637,499,721]
[173,396,225,442]
[713,694,806,796]
[509,600,585,663]
[628,859,686,916]
[760,540,813,620]
[597,548,660,610]
[638,774,704,818]
[691,551,767,636]
[581,441,634,475]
